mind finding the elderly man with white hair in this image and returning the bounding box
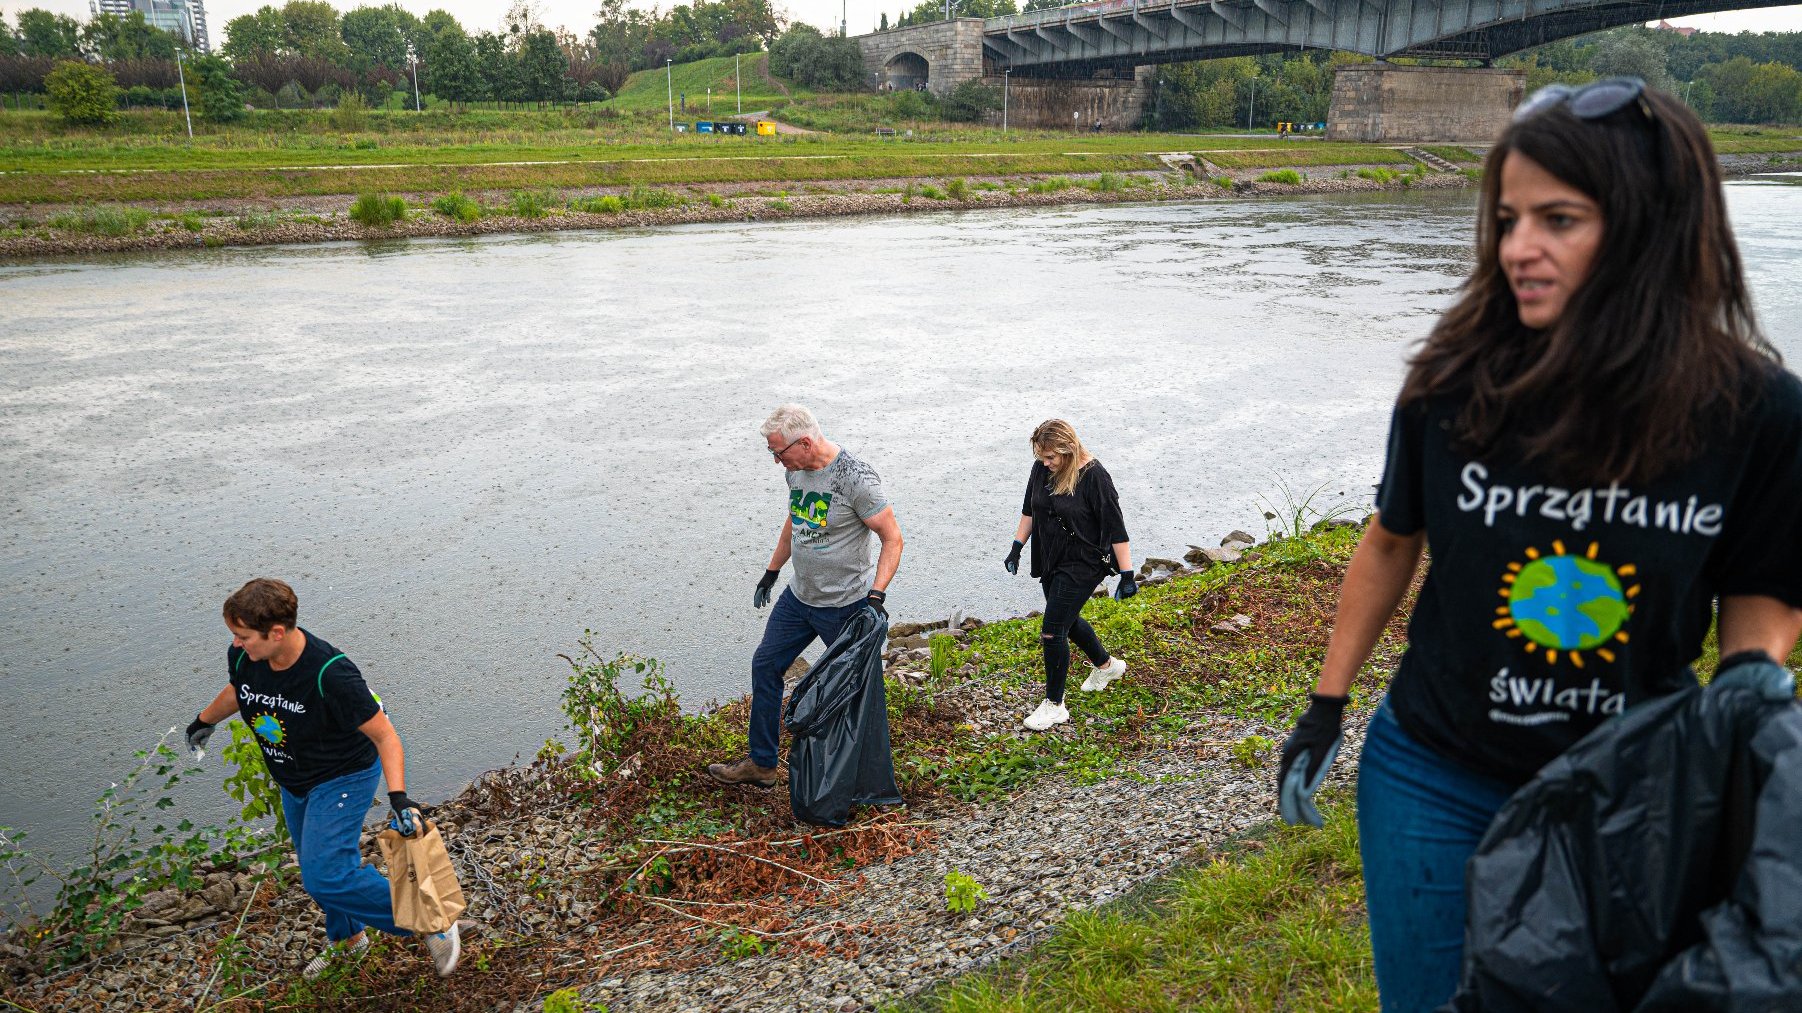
[707,404,905,788]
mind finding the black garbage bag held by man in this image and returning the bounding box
[783,605,903,827]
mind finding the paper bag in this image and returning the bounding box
[376,820,467,935]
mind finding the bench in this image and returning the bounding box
[874,127,896,137]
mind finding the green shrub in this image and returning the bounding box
[349,192,406,227]
[330,92,368,132]
[768,198,792,211]
[622,185,683,210]
[1027,176,1076,194]
[49,206,152,236]
[176,213,205,232]
[706,192,727,208]
[44,61,120,126]
[233,211,279,231]
[918,183,945,200]
[1258,169,1304,185]
[1090,172,1125,193]
[596,195,625,213]
[901,181,917,203]
[944,177,967,200]
[1211,175,1234,188]
[431,192,481,222]
[1356,167,1399,184]
[508,189,552,218]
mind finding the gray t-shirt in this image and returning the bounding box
[786,448,889,607]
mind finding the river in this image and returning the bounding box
[2,181,1798,894]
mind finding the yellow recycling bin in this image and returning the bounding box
[756,121,777,137]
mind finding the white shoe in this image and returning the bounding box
[1081,657,1126,693]
[425,922,461,977]
[302,932,368,980]
[1023,699,1070,731]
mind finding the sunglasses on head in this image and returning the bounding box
[1513,76,1650,124]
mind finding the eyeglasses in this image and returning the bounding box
[1514,76,1649,124]
[771,436,804,463]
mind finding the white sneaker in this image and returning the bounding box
[301,932,368,980]
[1023,699,1070,731]
[1081,657,1127,693]
[425,922,461,977]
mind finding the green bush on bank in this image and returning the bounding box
[431,191,482,222]
[1259,169,1304,185]
[48,205,151,236]
[349,192,406,226]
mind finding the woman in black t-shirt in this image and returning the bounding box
[1003,419,1137,731]
[1276,81,1802,1012]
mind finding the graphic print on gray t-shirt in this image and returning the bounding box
[787,449,889,607]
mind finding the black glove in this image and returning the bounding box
[1004,540,1023,575]
[1277,693,1348,828]
[753,568,779,609]
[389,790,423,837]
[1113,570,1138,600]
[866,588,887,619]
[185,714,216,756]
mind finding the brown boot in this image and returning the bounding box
[706,756,779,788]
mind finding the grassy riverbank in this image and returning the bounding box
[3,520,1406,1012]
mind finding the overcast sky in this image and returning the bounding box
[10,0,1802,54]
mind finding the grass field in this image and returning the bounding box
[608,53,796,114]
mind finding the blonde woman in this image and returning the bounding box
[1004,420,1136,731]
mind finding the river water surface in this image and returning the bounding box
[3,182,1799,887]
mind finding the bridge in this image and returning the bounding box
[857,0,1794,139]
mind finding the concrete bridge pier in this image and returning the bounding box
[1326,64,1526,143]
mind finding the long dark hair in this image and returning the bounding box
[1400,86,1775,485]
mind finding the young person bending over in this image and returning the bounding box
[185,578,461,980]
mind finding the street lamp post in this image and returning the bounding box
[1248,79,1257,132]
[666,58,674,132]
[408,45,421,112]
[736,52,742,114]
[175,49,193,140]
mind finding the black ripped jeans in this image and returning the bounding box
[1040,571,1111,704]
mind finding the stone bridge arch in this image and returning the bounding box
[857,19,987,97]
[883,51,931,91]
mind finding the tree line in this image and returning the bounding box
[4,3,1799,126]
[0,0,787,115]
[1145,26,1802,130]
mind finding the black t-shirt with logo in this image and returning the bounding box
[1022,459,1129,586]
[228,630,383,796]
[1377,367,1802,785]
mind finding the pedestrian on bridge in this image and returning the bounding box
[1004,419,1136,732]
[1276,78,1802,1012]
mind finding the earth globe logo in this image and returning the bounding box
[253,713,286,746]
[1493,540,1637,667]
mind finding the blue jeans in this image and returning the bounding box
[749,587,867,768]
[1357,700,1517,1013]
[278,761,407,942]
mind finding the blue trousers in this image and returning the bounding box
[1357,700,1517,1013]
[279,760,408,942]
[749,587,866,769]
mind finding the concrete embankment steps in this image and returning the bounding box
[1403,147,1461,172]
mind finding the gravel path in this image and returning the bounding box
[575,713,1367,1013]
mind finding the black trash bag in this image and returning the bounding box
[783,606,904,827]
[1443,657,1802,1013]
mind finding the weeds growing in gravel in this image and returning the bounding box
[348,192,405,226]
[430,191,481,222]
[1258,169,1304,185]
[48,205,152,235]
[509,189,553,218]
[912,796,1375,1012]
